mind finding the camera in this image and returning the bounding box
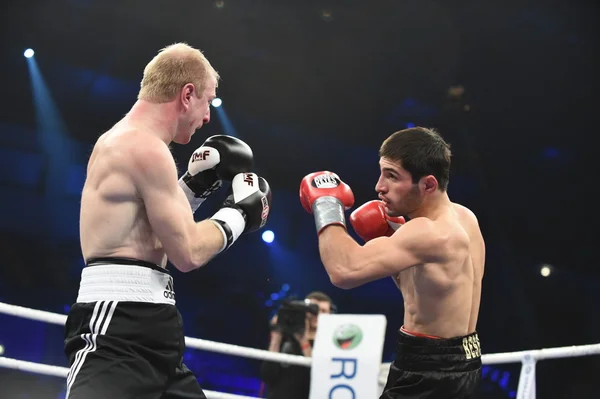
[275,298,319,338]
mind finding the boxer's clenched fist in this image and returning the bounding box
[299,171,354,234]
[350,200,405,242]
[211,172,272,252]
[179,135,253,212]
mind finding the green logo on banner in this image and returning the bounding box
[333,324,363,350]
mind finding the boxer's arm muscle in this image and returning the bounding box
[131,141,223,272]
[318,218,450,289]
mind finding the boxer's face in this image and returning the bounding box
[376,157,423,217]
[174,79,216,144]
[306,299,331,329]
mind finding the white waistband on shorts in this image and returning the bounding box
[76,264,176,305]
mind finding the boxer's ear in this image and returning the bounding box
[421,175,438,193]
[181,83,194,110]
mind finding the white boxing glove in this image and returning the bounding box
[178,135,253,213]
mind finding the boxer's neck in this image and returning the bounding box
[407,190,451,220]
[127,100,179,144]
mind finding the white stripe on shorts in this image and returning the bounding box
[65,300,118,398]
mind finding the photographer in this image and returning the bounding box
[259,291,334,399]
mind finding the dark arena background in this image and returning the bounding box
[0,0,599,398]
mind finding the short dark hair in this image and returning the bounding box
[379,127,452,191]
[305,291,332,303]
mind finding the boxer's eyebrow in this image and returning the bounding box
[382,167,399,175]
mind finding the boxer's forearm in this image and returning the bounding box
[318,226,362,289]
[173,220,225,272]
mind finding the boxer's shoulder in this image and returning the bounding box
[451,203,483,243]
[103,128,172,167]
[451,202,478,223]
[88,128,174,185]
[394,216,470,263]
[397,217,437,236]
[392,217,452,253]
[125,135,178,188]
[101,127,159,151]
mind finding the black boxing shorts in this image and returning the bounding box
[63,257,206,399]
[380,326,482,399]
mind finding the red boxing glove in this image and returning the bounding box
[299,171,355,234]
[350,200,405,242]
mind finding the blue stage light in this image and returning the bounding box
[262,230,274,243]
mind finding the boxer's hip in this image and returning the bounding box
[76,257,175,305]
[394,327,482,372]
[65,257,184,366]
[380,328,482,398]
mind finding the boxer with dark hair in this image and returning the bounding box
[300,127,484,399]
[64,43,272,399]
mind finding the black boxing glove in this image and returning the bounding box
[210,172,272,252]
[179,135,253,212]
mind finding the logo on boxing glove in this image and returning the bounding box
[312,174,340,189]
[243,173,255,187]
[191,149,211,163]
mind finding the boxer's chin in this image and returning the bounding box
[384,204,402,218]
[383,203,393,216]
[174,134,191,145]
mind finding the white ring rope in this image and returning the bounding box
[0,356,70,379]
[480,343,600,364]
[185,336,311,366]
[0,302,67,326]
[1,301,599,399]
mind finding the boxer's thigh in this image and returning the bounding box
[380,362,428,399]
[380,364,481,399]
[66,334,167,399]
[64,301,179,399]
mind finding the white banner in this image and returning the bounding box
[309,314,387,399]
